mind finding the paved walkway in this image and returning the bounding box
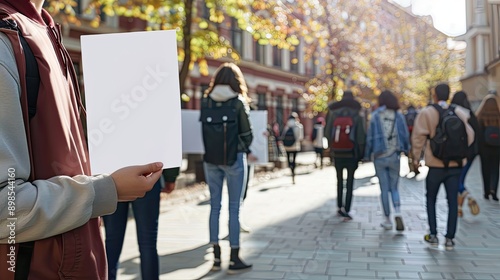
[116,153,500,280]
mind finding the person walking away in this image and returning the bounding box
[281,112,304,184]
[200,62,253,273]
[103,168,179,280]
[0,1,163,279]
[365,90,410,231]
[475,92,500,201]
[450,91,480,216]
[404,105,419,175]
[312,117,326,169]
[411,83,475,250]
[325,90,366,221]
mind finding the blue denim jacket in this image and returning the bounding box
[365,106,410,159]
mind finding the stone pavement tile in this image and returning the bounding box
[303,260,329,274]
[449,273,474,280]
[238,271,285,279]
[346,269,377,277]
[273,264,303,273]
[329,260,370,268]
[272,258,307,266]
[314,251,349,261]
[424,264,466,273]
[325,267,346,277]
[419,272,446,279]
[284,273,330,280]
[375,271,398,278]
[369,263,425,274]
[468,274,496,280]
[397,271,423,279]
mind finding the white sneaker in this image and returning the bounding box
[380,221,393,230]
[240,222,251,233]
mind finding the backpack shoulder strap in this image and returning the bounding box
[0,18,39,119]
[1,15,37,280]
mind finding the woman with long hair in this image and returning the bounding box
[450,91,480,216]
[476,95,500,201]
[365,90,410,231]
[201,62,253,273]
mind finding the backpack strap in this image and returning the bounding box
[0,18,39,119]
[1,16,38,280]
[428,104,444,138]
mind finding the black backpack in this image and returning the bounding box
[282,127,296,147]
[484,126,500,146]
[200,97,239,166]
[429,104,468,167]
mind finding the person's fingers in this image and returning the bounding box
[137,162,163,176]
[145,169,163,183]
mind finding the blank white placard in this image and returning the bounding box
[81,30,182,174]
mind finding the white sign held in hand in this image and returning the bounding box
[81,30,182,174]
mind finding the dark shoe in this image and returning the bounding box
[491,192,499,201]
[228,248,252,274]
[337,209,344,217]
[211,244,221,271]
[444,238,455,251]
[424,234,439,246]
[484,193,490,200]
[395,216,405,231]
[337,208,347,217]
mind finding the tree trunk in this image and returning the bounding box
[179,0,193,96]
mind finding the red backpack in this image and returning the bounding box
[330,113,355,152]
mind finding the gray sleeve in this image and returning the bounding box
[0,33,117,243]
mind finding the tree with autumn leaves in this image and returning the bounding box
[46,0,305,100]
[45,0,463,112]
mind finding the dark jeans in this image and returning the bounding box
[479,146,500,195]
[334,157,358,213]
[286,151,298,177]
[426,167,461,239]
[103,180,162,280]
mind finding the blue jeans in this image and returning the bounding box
[458,159,473,194]
[103,180,161,280]
[426,167,461,239]
[374,153,401,217]
[204,152,247,248]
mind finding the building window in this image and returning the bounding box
[257,93,267,110]
[276,96,284,128]
[272,46,282,67]
[312,52,318,76]
[255,41,266,64]
[202,2,210,20]
[74,0,82,15]
[291,98,298,112]
[231,18,243,55]
[290,46,299,73]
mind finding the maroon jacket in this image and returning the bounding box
[0,1,107,279]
